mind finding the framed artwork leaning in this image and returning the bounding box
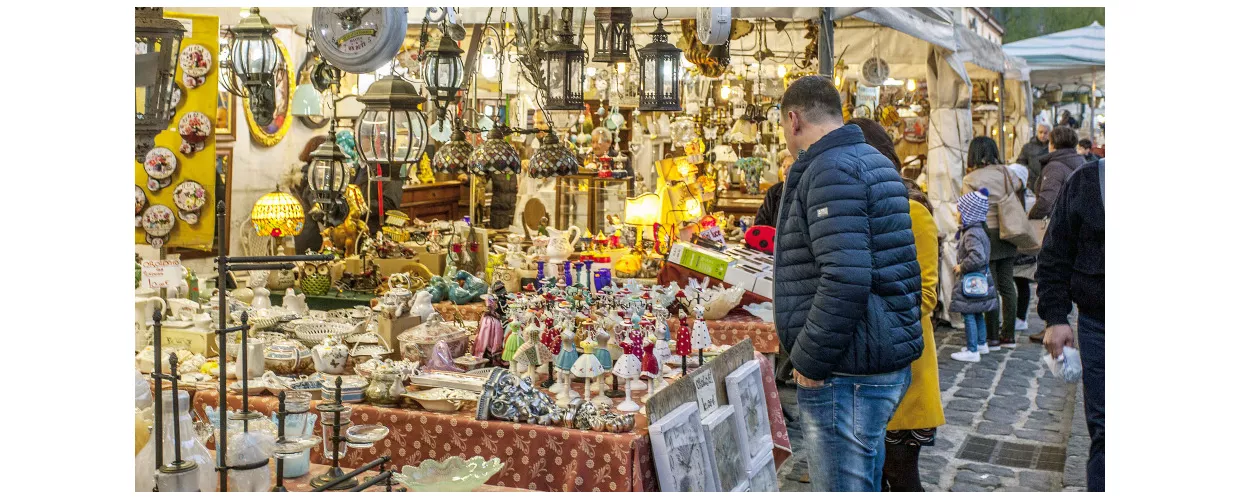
[724,359,773,461]
[701,405,748,492]
[649,401,716,492]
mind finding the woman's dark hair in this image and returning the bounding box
[967,136,1002,169]
[903,179,933,215]
[846,117,902,171]
[1050,126,1078,150]
[298,135,329,163]
[1077,138,1093,150]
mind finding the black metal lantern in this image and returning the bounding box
[355,75,430,183]
[638,12,683,112]
[135,7,185,160]
[542,9,586,111]
[422,33,465,109]
[592,8,632,64]
[308,125,352,220]
[222,7,282,126]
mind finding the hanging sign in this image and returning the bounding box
[141,259,184,290]
[693,368,720,416]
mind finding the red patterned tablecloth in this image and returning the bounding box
[193,352,789,492]
[668,314,781,354]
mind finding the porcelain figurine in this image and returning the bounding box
[411,290,435,321]
[448,270,487,305]
[250,287,272,310]
[427,276,450,303]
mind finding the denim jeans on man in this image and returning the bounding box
[798,367,912,491]
[963,313,987,352]
[1077,313,1105,492]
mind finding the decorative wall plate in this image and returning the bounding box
[179,44,212,77]
[178,111,212,156]
[142,204,176,248]
[144,147,177,180]
[173,180,208,224]
[310,7,407,74]
[135,185,147,226]
[244,37,294,147]
[170,82,183,110]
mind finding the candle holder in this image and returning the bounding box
[310,377,357,490]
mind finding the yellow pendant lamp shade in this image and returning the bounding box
[251,191,305,238]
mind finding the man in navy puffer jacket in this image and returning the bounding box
[774,75,923,492]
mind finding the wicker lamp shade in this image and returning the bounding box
[251,191,305,238]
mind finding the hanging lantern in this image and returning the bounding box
[432,124,474,174]
[221,7,283,126]
[468,127,521,176]
[356,75,430,183]
[251,191,305,238]
[422,32,465,109]
[542,9,586,111]
[529,132,580,178]
[637,12,682,112]
[135,7,185,161]
[592,7,632,64]
[308,126,351,220]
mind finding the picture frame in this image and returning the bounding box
[649,401,717,492]
[215,89,236,142]
[724,359,773,461]
[701,405,748,493]
[244,35,294,147]
[746,449,779,492]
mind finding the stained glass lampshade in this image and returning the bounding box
[251,191,305,238]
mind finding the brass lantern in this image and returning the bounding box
[308,126,352,220]
[135,7,185,160]
[592,7,632,64]
[637,13,682,112]
[222,7,282,126]
[542,9,586,111]
[355,75,430,183]
[422,33,465,109]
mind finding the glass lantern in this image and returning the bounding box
[355,75,429,183]
[592,7,632,64]
[542,10,586,111]
[223,7,282,126]
[135,7,185,160]
[309,128,351,218]
[637,15,682,112]
[422,33,464,109]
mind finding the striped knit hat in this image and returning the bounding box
[957,187,990,227]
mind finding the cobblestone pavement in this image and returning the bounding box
[777,304,1085,492]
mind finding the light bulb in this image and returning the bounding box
[834,74,843,88]
[586,67,597,78]
[720,81,731,100]
[479,40,498,81]
[907,78,916,91]
[617,62,627,74]
[777,65,787,78]
[239,8,251,18]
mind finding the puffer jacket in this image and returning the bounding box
[773,124,923,380]
[949,223,999,314]
[1028,149,1086,220]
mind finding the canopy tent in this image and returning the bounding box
[1002,21,1104,89]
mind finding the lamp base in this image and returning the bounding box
[310,466,357,490]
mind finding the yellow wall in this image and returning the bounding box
[135,12,218,251]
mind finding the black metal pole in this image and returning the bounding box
[224,254,334,264]
[238,311,251,433]
[273,391,287,492]
[169,352,182,465]
[215,200,229,492]
[331,377,342,472]
[152,309,164,476]
[312,456,391,492]
[348,471,393,492]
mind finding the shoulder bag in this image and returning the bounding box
[995,166,1040,252]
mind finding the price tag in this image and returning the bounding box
[693,369,719,416]
[141,260,184,290]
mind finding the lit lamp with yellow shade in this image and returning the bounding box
[251,191,305,239]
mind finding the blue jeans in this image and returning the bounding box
[1078,314,1105,492]
[963,313,987,352]
[797,367,912,491]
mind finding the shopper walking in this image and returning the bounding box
[1006,162,1036,333]
[1037,158,1105,491]
[1029,127,1086,220]
[773,75,923,492]
[948,188,999,363]
[962,137,1022,348]
[1077,139,1100,162]
[1016,123,1050,186]
[882,180,944,492]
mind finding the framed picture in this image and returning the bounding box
[701,405,748,492]
[215,90,235,142]
[244,35,294,147]
[649,402,717,492]
[724,359,773,461]
[746,450,779,492]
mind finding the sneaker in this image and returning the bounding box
[1000,337,1018,348]
[988,339,1002,350]
[977,343,991,355]
[951,350,981,363]
[1015,318,1029,331]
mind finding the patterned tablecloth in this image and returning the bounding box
[278,463,529,491]
[668,314,781,354]
[432,301,486,323]
[193,352,790,492]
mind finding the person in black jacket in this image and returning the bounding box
[752,151,793,227]
[773,75,923,492]
[1036,159,1104,492]
[1016,123,1050,187]
[1076,139,1100,162]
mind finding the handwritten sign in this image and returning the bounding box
[693,368,720,416]
[141,260,184,290]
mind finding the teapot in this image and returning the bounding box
[265,339,312,375]
[282,288,309,316]
[545,226,581,262]
[192,312,213,330]
[311,337,349,375]
[167,298,200,321]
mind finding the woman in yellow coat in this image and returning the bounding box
[883,180,946,491]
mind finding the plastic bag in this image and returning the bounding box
[1041,346,1083,383]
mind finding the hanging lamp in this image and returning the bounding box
[432,121,473,174]
[637,9,683,112]
[134,7,185,160]
[422,30,465,110]
[355,74,430,183]
[529,131,580,178]
[221,7,283,126]
[307,124,352,221]
[542,8,586,111]
[251,190,305,238]
[468,127,521,176]
[592,8,632,64]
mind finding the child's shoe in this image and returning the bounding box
[951,349,981,363]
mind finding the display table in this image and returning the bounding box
[279,463,528,492]
[270,289,376,311]
[668,314,781,354]
[193,351,789,492]
[431,301,486,323]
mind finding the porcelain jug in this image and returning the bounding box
[311,338,349,375]
[282,288,309,315]
[250,287,272,310]
[135,296,168,327]
[545,226,581,262]
[235,339,266,380]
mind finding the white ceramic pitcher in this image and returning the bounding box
[545,226,581,262]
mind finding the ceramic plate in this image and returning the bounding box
[179,44,212,77]
[135,185,147,217]
[178,111,212,140]
[142,204,176,237]
[173,180,207,212]
[170,82,183,109]
[144,147,178,180]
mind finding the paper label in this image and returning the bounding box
[693,369,719,416]
[141,259,184,289]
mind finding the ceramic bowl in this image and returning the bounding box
[395,457,504,492]
[294,322,353,347]
[344,424,389,448]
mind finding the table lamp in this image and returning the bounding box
[624,192,660,254]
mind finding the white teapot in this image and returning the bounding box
[545,226,581,262]
[311,337,349,375]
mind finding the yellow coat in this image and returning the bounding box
[888,201,946,431]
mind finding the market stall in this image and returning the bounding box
[1003,21,1105,143]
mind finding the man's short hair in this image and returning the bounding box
[1050,126,1078,150]
[1077,139,1093,150]
[781,75,843,124]
[1036,122,1051,132]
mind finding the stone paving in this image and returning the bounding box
[776,303,1085,492]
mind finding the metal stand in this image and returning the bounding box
[150,341,200,492]
[312,456,394,492]
[271,390,309,492]
[309,377,357,490]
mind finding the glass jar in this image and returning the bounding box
[135,390,217,492]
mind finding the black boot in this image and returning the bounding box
[882,442,925,492]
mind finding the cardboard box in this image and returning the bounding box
[751,271,773,300]
[160,328,218,356]
[378,313,423,360]
[724,262,768,292]
[667,242,734,280]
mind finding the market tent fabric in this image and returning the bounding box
[1002,21,1104,89]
